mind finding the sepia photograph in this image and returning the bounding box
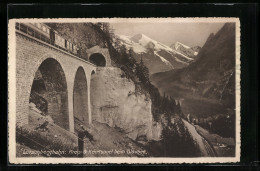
[8,18,240,164]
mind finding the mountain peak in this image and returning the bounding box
[130,33,143,43]
[130,33,152,44]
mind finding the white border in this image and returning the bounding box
[8,18,240,164]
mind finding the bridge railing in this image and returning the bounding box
[15,23,52,45]
[15,23,97,66]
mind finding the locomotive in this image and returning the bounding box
[16,22,78,55]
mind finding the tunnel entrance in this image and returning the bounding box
[89,53,106,67]
[73,67,88,132]
[29,58,69,130]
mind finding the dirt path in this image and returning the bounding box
[182,119,215,157]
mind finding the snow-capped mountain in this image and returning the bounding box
[170,42,201,59]
[117,33,197,75]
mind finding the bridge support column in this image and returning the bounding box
[87,75,92,125]
[67,81,75,133]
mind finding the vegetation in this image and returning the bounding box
[198,113,235,138]
[146,117,200,157]
[160,117,200,157]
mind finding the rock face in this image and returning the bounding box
[90,67,157,141]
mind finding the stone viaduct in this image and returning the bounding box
[15,28,111,133]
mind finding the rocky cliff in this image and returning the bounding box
[90,67,161,141]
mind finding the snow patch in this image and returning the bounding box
[154,51,174,68]
[170,49,194,61]
[131,34,173,52]
[175,41,191,49]
[171,53,189,65]
[117,35,146,54]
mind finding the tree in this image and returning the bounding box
[169,96,176,114]
[114,37,121,50]
[128,48,137,68]
[136,57,149,85]
[95,22,103,30]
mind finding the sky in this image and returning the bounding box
[111,23,225,47]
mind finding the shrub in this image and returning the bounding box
[160,118,201,157]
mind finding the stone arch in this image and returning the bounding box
[28,54,69,96]
[86,46,111,67]
[73,66,89,132]
[29,57,69,130]
[89,53,106,67]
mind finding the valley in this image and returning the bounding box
[150,23,236,142]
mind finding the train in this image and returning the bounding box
[16,22,78,55]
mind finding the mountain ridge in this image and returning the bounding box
[116,33,200,75]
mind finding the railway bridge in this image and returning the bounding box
[15,27,111,133]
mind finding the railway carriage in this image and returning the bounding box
[16,22,80,57]
[21,23,51,42]
[73,44,78,55]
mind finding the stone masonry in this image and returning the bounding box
[16,31,98,133]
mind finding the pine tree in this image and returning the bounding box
[128,48,137,69]
[170,96,176,114]
[119,44,128,65]
[95,22,103,30]
[161,92,167,113]
[136,57,149,84]
[143,65,149,84]
[114,37,121,50]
